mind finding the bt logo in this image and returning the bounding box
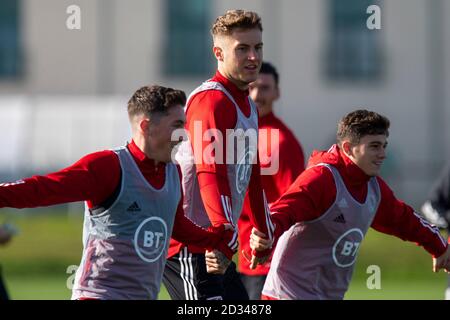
[134,217,168,263]
[236,149,255,194]
[332,228,364,268]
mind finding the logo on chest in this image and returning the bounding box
[127,201,141,212]
[332,228,364,268]
[134,217,168,263]
[235,149,255,194]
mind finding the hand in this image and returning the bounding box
[249,227,273,252]
[247,228,273,269]
[242,249,269,270]
[205,249,231,275]
[208,223,238,259]
[433,246,450,273]
[420,202,448,230]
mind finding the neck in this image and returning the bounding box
[218,66,248,91]
[258,108,273,118]
[339,148,371,180]
[340,148,358,168]
[132,135,160,165]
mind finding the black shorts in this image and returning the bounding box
[163,247,249,300]
[239,273,267,300]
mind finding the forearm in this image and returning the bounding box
[172,204,235,259]
[248,161,274,240]
[372,181,448,258]
[0,151,119,209]
[0,173,89,208]
[197,171,233,226]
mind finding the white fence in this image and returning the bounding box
[0,96,131,178]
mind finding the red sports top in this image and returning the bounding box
[270,145,448,258]
[238,112,305,275]
[0,140,234,258]
[168,71,273,258]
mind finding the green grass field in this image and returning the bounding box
[0,211,448,300]
[3,275,447,300]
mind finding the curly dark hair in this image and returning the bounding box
[127,85,186,118]
[337,109,390,145]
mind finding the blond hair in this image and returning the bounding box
[211,10,262,39]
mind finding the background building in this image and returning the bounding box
[0,0,449,301]
[0,0,449,207]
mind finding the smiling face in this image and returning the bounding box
[214,27,263,90]
[143,105,186,163]
[343,134,388,176]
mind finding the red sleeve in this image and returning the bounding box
[247,153,275,244]
[260,131,305,203]
[186,91,235,227]
[371,177,448,258]
[275,134,305,194]
[186,91,236,174]
[0,151,120,209]
[238,122,305,269]
[197,172,232,226]
[270,166,336,239]
[171,185,235,259]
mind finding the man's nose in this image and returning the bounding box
[248,48,259,60]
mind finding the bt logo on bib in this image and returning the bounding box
[134,217,168,263]
[332,228,364,268]
[235,150,255,194]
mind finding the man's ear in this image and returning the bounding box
[341,140,353,157]
[213,46,224,62]
[139,118,150,134]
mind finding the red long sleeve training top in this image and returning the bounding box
[0,140,234,258]
[238,112,305,275]
[168,71,273,258]
[270,145,448,258]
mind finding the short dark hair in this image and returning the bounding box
[337,109,390,145]
[260,62,279,86]
[211,10,262,39]
[127,85,186,118]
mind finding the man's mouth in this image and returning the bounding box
[255,101,265,108]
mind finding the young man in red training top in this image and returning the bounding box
[163,10,274,300]
[250,110,450,300]
[237,62,305,300]
[0,85,235,300]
